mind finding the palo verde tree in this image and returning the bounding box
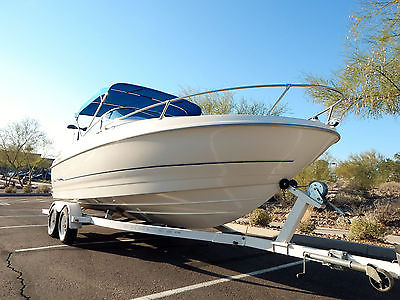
[180,87,288,116]
[295,154,336,187]
[306,0,400,118]
[378,152,400,182]
[0,118,51,187]
[335,150,385,191]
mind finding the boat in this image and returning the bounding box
[51,82,343,228]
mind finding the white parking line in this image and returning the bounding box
[0,215,46,218]
[0,203,10,205]
[14,237,162,253]
[0,209,46,211]
[2,199,50,204]
[0,224,47,229]
[132,261,302,300]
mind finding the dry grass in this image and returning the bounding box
[249,208,272,226]
[374,182,400,199]
[22,185,33,193]
[373,202,400,227]
[4,186,17,193]
[349,215,388,241]
[298,221,316,234]
[38,185,51,193]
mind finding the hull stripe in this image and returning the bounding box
[54,160,294,182]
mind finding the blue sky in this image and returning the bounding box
[0,0,399,160]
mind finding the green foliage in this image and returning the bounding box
[195,91,235,115]
[335,150,381,191]
[297,221,316,234]
[0,118,51,187]
[235,98,288,116]
[377,153,400,182]
[335,150,400,192]
[4,186,17,193]
[349,216,387,241]
[180,88,235,115]
[306,1,400,118]
[38,185,51,194]
[295,156,335,187]
[249,208,272,226]
[180,87,288,116]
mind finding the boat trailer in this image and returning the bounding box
[43,181,400,293]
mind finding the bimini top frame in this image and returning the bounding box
[76,83,345,135]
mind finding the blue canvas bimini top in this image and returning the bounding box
[76,83,202,119]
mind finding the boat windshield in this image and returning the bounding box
[104,107,159,121]
[76,83,345,139]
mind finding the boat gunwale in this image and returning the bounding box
[52,118,340,169]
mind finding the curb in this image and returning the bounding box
[0,193,52,197]
[291,234,397,261]
[226,223,397,261]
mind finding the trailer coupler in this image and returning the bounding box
[295,250,396,292]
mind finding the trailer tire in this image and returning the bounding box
[58,206,77,244]
[48,207,59,238]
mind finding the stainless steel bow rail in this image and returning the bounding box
[43,180,400,293]
[83,84,345,134]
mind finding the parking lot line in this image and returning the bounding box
[0,224,47,229]
[14,237,163,253]
[0,208,46,211]
[0,215,46,218]
[1,199,51,204]
[132,260,303,300]
[0,202,10,205]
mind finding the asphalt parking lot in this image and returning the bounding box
[1,196,399,300]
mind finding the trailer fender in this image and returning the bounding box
[49,201,82,229]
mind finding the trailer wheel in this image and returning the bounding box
[58,207,77,244]
[369,268,394,292]
[47,207,59,238]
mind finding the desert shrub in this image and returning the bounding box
[22,185,33,193]
[331,189,369,208]
[377,153,400,182]
[295,157,336,187]
[275,190,297,207]
[373,203,400,227]
[376,182,400,199]
[298,221,316,234]
[336,215,351,228]
[335,151,385,192]
[349,216,387,241]
[4,186,17,193]
[38,185,51,194]
[249,208,272,226]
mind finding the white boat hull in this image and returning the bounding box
[52,115,339,228]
